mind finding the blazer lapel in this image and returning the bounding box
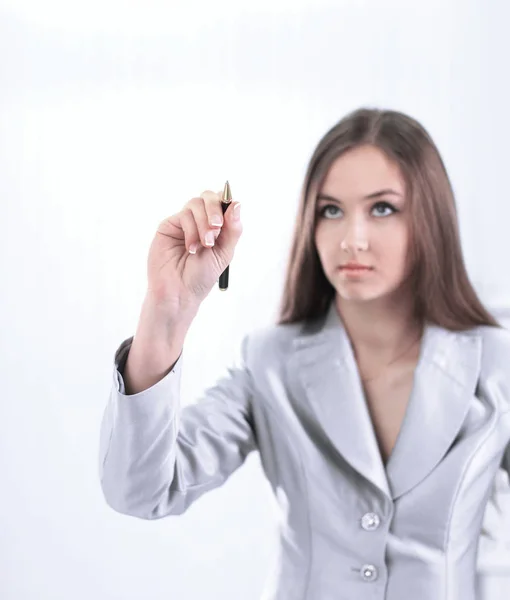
[288,300,482,501]
[385,322,482,499]
[289,301,391,498]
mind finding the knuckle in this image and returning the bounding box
[199,192,223,227]
[184,193,221,246]
[200,190,217,202]
[189,198,204,212]
[181,210,199,239]
[202,190,222,206]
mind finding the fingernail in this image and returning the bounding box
[233,202,241,221]
[189,243,198,254]
[205,231,215,246]
[210,215,223,226]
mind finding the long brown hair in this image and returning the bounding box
[277,107,500,331]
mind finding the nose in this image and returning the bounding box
[340,215,369,252]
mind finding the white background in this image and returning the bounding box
[1,0,510,598]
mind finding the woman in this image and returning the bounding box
[99,108,510,599]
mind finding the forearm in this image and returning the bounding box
[123,293,199,395]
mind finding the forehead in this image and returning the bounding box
[320,145,405,196]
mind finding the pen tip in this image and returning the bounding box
[223,180,232,202]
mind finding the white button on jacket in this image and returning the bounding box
[99,299,510,600]
[361,564,378,581]
[361,512,380,531]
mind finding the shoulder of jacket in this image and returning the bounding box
[476,324,510,374]
[242,320,302,361]
[478,324,510,351]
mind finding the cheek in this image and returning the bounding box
[377,230,409,271]
[383,237,408,256]
[313,227,334,259]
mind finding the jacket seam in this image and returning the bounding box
[443,409,503,600]
[170,336,258,496]
[262,400,313,600]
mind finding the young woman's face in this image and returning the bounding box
[314,144,411,304]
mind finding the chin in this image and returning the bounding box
[336,285,392,303]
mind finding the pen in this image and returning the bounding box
[218,180,232,291]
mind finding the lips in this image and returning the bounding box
[340,265,372,270]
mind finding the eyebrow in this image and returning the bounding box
[316,189,403,203]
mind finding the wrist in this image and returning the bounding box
[142,290,200,323]
[133,293,196,350]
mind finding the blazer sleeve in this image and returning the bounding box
[98,333,257,519]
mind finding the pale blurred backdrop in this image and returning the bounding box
[1,0,510,598]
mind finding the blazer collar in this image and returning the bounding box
[288,300,482,500]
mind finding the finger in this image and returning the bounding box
[187,195,217,248]
[179,208,200,253]
[200,190,224,228]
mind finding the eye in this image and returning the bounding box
[317,204,342,219]
[371,201,398,217]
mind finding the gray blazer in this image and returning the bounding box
[99,300,510,600]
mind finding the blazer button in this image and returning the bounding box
[361,512,381,531]
[360,564,378,582]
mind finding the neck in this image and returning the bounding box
[335,289,423,362]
